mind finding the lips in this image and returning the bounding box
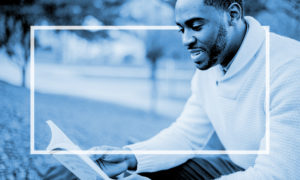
[188,48,206,63]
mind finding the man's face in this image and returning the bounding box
[175,0,228,70]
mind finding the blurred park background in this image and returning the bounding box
[1,0,300,179]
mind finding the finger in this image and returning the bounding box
[90,146,128,164]
[101,148,132,163]
[89,146,120,161]
[89,146,104,160]
[99,146,123,161]
[102,154,127,163]
[98,160,129,178]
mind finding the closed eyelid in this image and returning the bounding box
[192,22,204,27]
[186,18,206,27]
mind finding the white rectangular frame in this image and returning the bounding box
[30,26,270,155]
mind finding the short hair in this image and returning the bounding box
[204,0,244,11]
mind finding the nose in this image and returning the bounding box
[182,30,196,47]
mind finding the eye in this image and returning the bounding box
[192,24,203,31]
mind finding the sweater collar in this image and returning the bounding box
[215,16,266,81]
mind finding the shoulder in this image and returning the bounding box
[269,32,300,54]
[269,33,300,83]
[270,33,300,72]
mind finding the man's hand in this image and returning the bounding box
[90,146,137,178]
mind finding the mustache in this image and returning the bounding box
[186,42,206,51]
[187,46,206,53]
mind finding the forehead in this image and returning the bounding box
[175,0,220,24]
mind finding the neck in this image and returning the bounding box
[221,19,247,69]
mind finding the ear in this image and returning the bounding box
[226,2,243,26]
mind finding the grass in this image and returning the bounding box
[0,80,174,179]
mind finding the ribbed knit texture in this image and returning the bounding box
[126,17,300,179]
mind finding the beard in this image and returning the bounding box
[199,24,227,70]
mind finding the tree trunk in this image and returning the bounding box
[22,43,29,88]
[150,60,157,114]
[21,65,26,87]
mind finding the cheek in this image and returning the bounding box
[195,27,219,47]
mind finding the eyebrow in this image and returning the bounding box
[185,17,206,26]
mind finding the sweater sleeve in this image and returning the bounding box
[219,59,300,179]
[125,71,215,173]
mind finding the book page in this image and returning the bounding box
[46,120,111,180]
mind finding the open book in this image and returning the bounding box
[46,120,111,180]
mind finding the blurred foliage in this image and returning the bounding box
[285,0,300,19]
[0,81,51,179]
[0,0,126,87]
[0,0,33,87]
[0,107,44,179]
[244,0,266,16]
[254,0,300,40]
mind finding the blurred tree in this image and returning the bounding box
[39,0,125,40]
[144,29,185,112]
[244,0,267,16]
[277,0,300,39]
[252,0,300,40]
[0,0,126,87]
[145,31,164,112]
[285,0,300,19]
[119,0,177,113]
[0,0,37,87]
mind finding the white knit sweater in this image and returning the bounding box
[127,17,300,179]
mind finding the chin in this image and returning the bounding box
[195,63,212,71]
[195,57,219,70]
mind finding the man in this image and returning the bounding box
[93,0,300,179]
